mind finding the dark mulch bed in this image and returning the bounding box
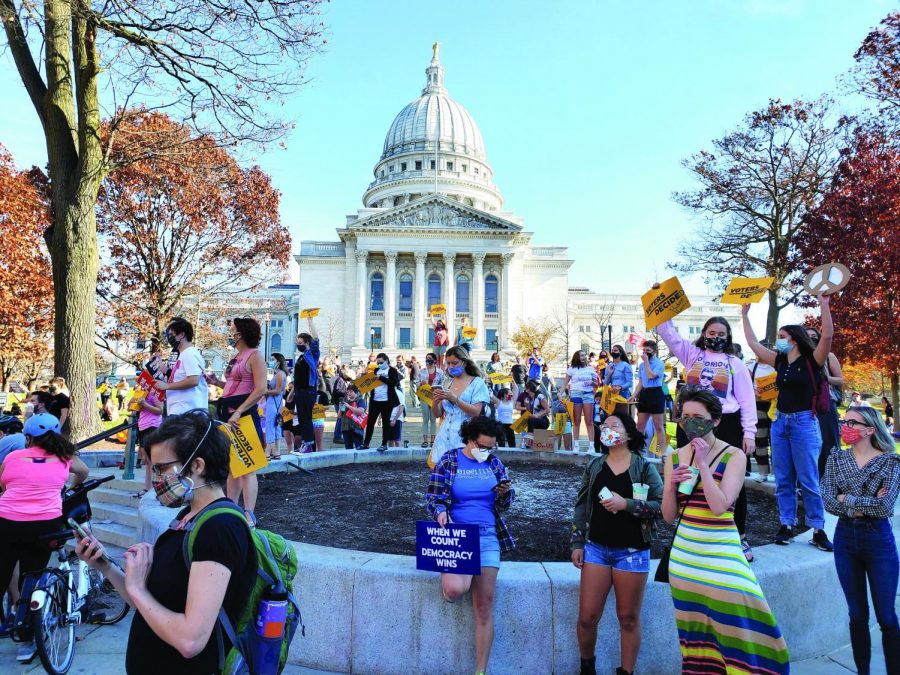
[255,460,804,562]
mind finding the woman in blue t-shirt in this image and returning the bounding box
[425,416,515,675]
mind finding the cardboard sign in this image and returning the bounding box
[488,372,512,385]
[599,386,629,416]
[720,277,775,304]
[97,383,108,395]
[641,277,691,330]
[312,403,326,420]
[137,369,166,401]
[553,413,568,436]
[595,360,607,371]
[461,326,477,340]
[430,304,446,317]
[300,307,320,318]
[416,383,435,407]
[354,371,381,395]
[127,389,146,413]
[510,412,531,434]
[416,521,481,575]
[628,333,645,347]
[225,415,269,478]
[532,429,556,452]
[756,372,778,401]
[559,397,575,422]
[804,262,851,296]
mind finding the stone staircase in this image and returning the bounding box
[83,473,143,563]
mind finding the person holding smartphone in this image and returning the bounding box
[425,416,514,675]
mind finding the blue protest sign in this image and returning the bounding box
[416,521,481,576]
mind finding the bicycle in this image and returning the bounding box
[9,475,130,674]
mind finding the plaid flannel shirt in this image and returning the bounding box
[425,448,517,552]
[822,448,900,519]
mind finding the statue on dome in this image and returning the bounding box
[432,41,440,61]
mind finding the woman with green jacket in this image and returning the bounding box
[570,412,663,675]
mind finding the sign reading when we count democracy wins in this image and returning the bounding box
[416,521,481,575]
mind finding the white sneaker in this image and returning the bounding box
[17,642,36,662]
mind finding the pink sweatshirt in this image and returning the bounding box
[657,320,756,439]
[0,447,72,521]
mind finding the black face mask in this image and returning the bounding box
[167,333,181,350]
[705,336,728,352]
[612,352,622,360]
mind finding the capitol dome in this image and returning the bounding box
[363,44,503,212]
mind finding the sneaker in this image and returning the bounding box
[377,445,387,453]
[774,525,793,545]
[16,642,37,663]
[810,530,834,552]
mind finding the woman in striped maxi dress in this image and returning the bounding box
[662,390,789,674]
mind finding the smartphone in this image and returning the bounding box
[493,479,511,491]
[598,486,613,501]
[68,517,114,567]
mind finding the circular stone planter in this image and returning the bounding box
[139,448,860,674]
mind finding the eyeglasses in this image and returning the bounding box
[475,443,497,451]
[840,419,871,429]
[151,460,180,477]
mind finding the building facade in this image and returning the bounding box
[296,46,742,362]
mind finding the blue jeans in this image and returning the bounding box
[834,518,900,675]
[771,410,826,529]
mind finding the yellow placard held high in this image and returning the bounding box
[416,383,435,407]
[756,372,778,401]
[354,371,381,395]
[225,415,269,478]
[510,412,531,434]
[461,326,477,339]
[720,277,775,305]
[430,304,446,317]
[641,277,691,330]
[489,372,512,385]
[553,413,568,436]
[300,307,320,318]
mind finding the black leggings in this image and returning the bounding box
[498,423,516,448]
[676,410,748,536]
[364,400,397,447]
[0,517,62,594]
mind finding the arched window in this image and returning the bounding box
[428,273,441,308]
[485,274,498,313]
[456,274,470,313]
[370,272,384,311]
[399,273,413,312]
[270,333,282,355]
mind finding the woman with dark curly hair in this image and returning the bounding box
[570,413,662,675]
[425,415,514,675]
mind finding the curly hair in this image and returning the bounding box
[459,416,503,445]
[232,317,262,348]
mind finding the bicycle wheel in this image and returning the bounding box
[32,575,75,675]
[87,568,129,625]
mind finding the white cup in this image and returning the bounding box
[632,483,649,501]
[677,466,700,495]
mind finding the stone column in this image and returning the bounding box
[384,250,398,349]
[443,252,456,340]
[500,253,514,350]
[414,251,428,349]
[472,252,486,349]
[355,249,368,347]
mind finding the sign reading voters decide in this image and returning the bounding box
[416,521,481,575]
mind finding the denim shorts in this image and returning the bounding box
[570,394,595,405]
[479,525,501,568]
[584,541,649,573]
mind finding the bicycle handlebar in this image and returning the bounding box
[62,474,115,504]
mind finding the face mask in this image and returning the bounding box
[679,417,716,441]
[612,352,622,359]
[297,344,308,353]
[426,360,434,366]
[808,334,820,345]
[152,418,213,507]
[840,426,866,446]
[470,447,491,463]
[705,336,727,352]
[268,360,276,369]
[774,338,791,354]
[447,366,464,378]
[600,428,622,447]
[48,385,58,393]
[167,333,182,350]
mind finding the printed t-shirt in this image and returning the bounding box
[125,502,256,674]
[567,366,598,396]
[166,346,208,416]
[450,451,497,528]
[527,357,543,381]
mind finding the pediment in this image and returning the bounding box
[349,195,522,233]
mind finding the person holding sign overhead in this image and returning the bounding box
[425,416,515,675]
[291,317,321,454]
[431,347,491,463]
[456,316,474,353]
[742,294,835,552]
[205,317,268,527]
[432,314,450,369]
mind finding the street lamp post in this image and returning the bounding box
[370,328,375,353]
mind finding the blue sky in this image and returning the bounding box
[0,0,892,308]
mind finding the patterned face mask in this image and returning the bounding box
[152,417,214,507]
[679,417,716,441]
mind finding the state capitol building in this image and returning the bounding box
[296,45,741,362]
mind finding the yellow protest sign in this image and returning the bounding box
[553,413,568,436]
[97,383,108,395]
[462,326,477,339]
[641,277,691,330]
[756,372,778,401]
[430,304,446,317]
[560,397,575,422]
[300,307,320,318]
[225,415,269,478]
[720,277,775,305]
[595,360,607,371]
[354,371,381,395]
[312,403,327,420]
[488,372,512,385]
[599,386,628,415]
[510,412,531,434]
[127,389,146,413]
[416,383,435,407]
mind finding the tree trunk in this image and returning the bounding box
[765,290,780,344]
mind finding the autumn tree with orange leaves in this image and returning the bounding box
[0,145,54,391]
[95,113,290,362]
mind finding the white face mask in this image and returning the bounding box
[470,447,491,463]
